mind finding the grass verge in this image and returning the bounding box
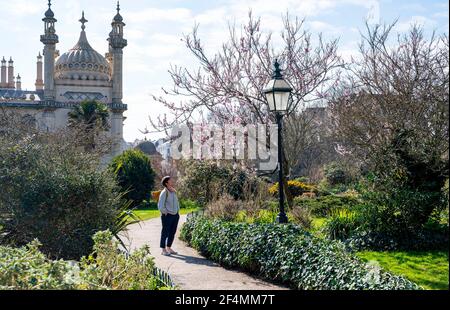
[356,250,449,290]
[131,208,198,223]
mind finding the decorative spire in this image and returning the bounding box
[113,1,124,22]
[79,11,88,31]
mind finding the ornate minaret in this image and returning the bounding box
[7,57,14,89]
[16,74,22,91]
[35,52,44,91]
[40,0,58,101]
[108,1,127,104]
[0,57,6,88]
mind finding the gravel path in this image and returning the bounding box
[123,214,289,290]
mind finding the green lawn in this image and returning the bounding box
[356,250,449,290]
[131,208,198,223]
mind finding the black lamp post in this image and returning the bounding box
[263,59,292,224]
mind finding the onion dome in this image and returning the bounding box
[113,1,123,22]
[55,12,111,82]
[44,0,55,19]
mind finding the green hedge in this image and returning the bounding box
[180,215,421,290]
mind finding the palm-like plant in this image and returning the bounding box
[68,100,110,151]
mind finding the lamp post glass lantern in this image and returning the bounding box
[263,59,292,224]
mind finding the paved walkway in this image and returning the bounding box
[122,215,289,290]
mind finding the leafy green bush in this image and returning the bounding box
[110,149,155,207]
[323,162,354,185]
[180,215,421,290]
[293,195,359,217]
[78,230,169,290]
[323,210,361,240]
[178,160,257,207]
[0,231,173,290]
[0,132,128,260]
[0,240,81,290]
[356,183,447,237]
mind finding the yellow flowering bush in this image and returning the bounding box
[151,190,162,202]
[269,180,316,197]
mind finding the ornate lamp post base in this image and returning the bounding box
[276,212,288,224]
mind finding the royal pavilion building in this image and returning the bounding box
[0,1,128,158]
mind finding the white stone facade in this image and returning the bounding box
[0,1,128,158]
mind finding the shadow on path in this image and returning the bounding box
[166,254,219,267]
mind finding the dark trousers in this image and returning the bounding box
[160,213,180,248]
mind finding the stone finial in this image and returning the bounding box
[113,1,124,22]
[79,11,88,31]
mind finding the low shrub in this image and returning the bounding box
[180,215,421,290]
[204,194,242,221]
[0,230,173,290]
[151,190,162,202]
[289,207,313,230]
[0,132,128,260]
[235,209,277,224]
[254,209,277,224]
[323,209,361,241]
[0,240,80,290]
[269,180,316,197]
[361,188,438,230]
[293,195,359,217]
[323,161,356,186]
[301,192,317,198]
[178,160,258,207]
[78,230,169,289]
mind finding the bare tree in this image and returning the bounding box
[329,23,448,173]
[150,11,341,131]
[284,107,338,182]
[147,11,342,206]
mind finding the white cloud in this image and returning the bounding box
[126,7,192,23]
[2,0,41,16]
[396,15,438,32]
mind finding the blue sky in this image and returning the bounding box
[0,0,448,142]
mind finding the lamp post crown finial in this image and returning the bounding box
[273,59,283,79]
